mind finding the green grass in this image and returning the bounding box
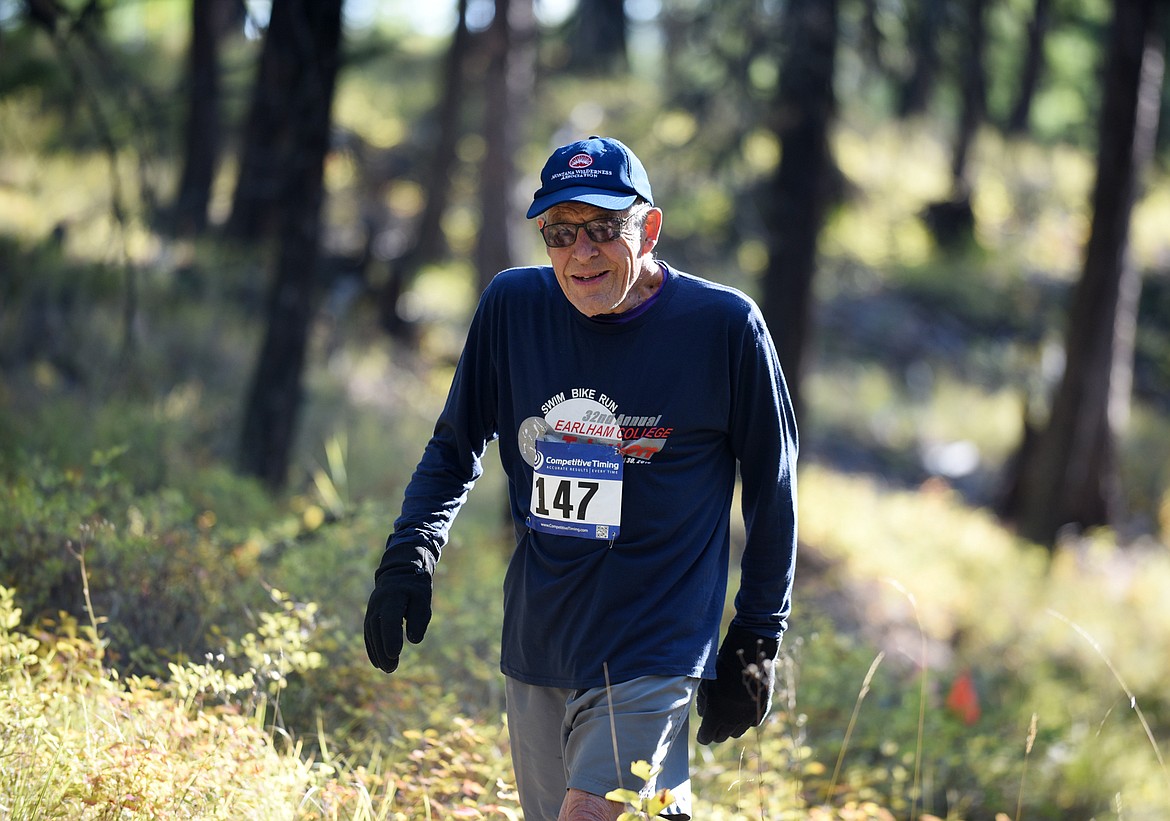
[5,458,1169,818]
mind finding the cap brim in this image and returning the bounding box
[526,187,639,219]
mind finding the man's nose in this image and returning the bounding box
[570,229,599,258]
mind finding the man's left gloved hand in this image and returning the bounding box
[696,624,780,745]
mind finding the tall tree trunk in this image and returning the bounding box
[760,0,839,419]
[172,0,238,237]
[475,0,536,293]
[566,0,627,74]
[1007,0,1053,134]
[238,0,344,489]
[950,0,987,191]
[378,0,473,336]
[924,0,987,249]
[224,0,304,241]
[1003,0,1164,546]
[858,0,884,73]
[898,0,945,117]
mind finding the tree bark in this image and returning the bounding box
[950,0,987,191]
[760,0,839,419]
[565,0,627,74]
[224,0,305,241]
[1007,0,1053,134]
[923,0,987,249]
[898,0,945,117]
[172,0,238,237]
[858,0,884,73]
[1003,0,1164,546]
[378,0,473,336]
[238,0,344,489]
[475,0,536,294]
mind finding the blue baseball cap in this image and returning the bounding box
[527,136,654,219]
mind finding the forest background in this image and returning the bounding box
[2,0,1170,818]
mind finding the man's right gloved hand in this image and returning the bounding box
[363,546,434,673]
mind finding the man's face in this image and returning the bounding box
[540,201,661,317]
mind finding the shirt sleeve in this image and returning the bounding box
[382,289,500,568]
[728,303,799,640]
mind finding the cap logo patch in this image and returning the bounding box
[568,153,594,169]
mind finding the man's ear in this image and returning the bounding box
[642,208,663,253]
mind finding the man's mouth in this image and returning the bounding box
[574,271,607,282]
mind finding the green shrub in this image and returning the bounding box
[0,450,273,669]
[0,580,523,820]
[0,583,327,820]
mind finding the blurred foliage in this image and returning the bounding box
[0,448,275,667]
[2,439,1170,816]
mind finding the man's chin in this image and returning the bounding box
[563,290,615,317]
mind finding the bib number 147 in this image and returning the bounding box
[527,439,622,540]
[533,476,599,521]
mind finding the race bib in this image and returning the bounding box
[527,438,623,540]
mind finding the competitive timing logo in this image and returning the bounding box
[517,389,673,467]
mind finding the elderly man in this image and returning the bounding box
[365,136,798,820]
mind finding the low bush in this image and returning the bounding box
[3,443,1170,818]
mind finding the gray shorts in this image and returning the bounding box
[505,675,697,820]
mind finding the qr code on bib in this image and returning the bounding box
[595,525,610,539]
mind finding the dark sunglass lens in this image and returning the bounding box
[543,224,577,247]
[584,219,622,243]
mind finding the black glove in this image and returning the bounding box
[696,624,780,745]
[363,545,434,673]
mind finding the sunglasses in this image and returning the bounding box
[539,215,639,248]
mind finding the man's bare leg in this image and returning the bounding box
[557,787,624,821]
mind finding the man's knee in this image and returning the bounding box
[557,787,624,821]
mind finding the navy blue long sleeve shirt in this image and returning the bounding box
[386,263,798,688]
